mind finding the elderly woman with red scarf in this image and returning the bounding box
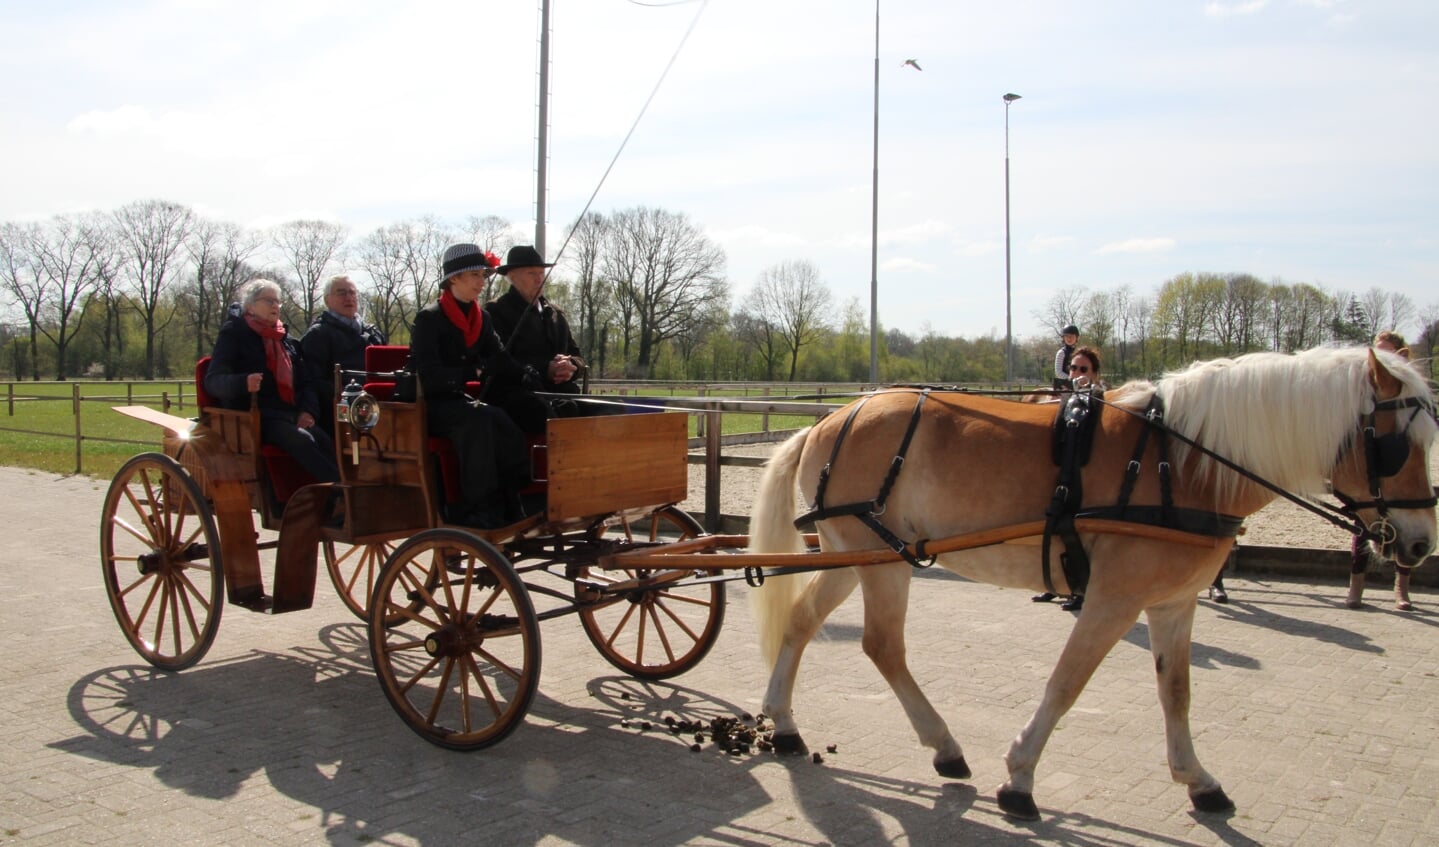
[408,243,532,529]
[204,278,340,484]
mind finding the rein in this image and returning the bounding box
[1092,392,1438,548]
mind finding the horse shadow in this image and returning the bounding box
[587,675,1259,847]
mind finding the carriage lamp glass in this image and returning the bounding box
[337,380,380,433]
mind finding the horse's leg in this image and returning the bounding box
[763,567,860,756]
[1146,597,1234,813]
[998,596,1143,820]
[857,565,971,779]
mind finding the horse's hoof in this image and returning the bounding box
[997,787,1040,821]
[1190,786,1235,814]
[934,755,971,780]
[771,732,809,756]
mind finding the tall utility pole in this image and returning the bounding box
[868,1,880,385]
[535,0,552,258]
[1002,92,1021,383]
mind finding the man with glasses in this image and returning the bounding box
[302,274,387,435]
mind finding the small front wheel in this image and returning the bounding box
[369,529,541,751]
[100,453,224,671]
[578,507,726,680]
[324,538,400,622]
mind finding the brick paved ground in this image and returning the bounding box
[2,466,1436,846]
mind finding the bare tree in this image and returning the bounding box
[271,220,349,327]
[733,311,783,381]
[356,217,453,341]
[1039,287,1089,336]
[601,207,727,377]
[746,259,834,381]
[184,218,261,359]
[0,221,45,379]
[564,212,611,364]
[111,199,196,378]
[30,214,109,379]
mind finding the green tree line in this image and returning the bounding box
[3,200,1436,385]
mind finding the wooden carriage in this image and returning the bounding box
[101,350,723,749]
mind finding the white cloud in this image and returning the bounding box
[1204,1,1269,17]
[1094,238,1178,255]
[881,257,937,274]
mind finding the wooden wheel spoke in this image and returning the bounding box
[602,602,641,649]
[111,514,158,548]
[424,658,458,725]
[461,652,505,720]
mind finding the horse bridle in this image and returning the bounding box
[1332,395,1439,547]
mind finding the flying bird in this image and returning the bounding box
[901,59,922,71]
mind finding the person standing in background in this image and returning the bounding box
[1053,325,1079,390]
[1345,330,1418,611]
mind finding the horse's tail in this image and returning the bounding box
[749,427,812,668]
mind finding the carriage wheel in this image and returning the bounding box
[323,538,399,622]
[577,506,726,680]
[100,453,224,672]
[368,529,540,751]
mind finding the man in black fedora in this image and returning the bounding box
[484,244,596,434]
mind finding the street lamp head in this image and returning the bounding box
[1003,93,1022,103]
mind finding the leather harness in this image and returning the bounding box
[793,389,1248,588]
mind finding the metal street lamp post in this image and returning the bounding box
[1003,92,1021,383]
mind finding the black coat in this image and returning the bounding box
[300,311,386,429]
[205,314,319,419]
[484,288,582,396]
[409,299,529,403]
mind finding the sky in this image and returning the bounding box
[2,0,1436,341]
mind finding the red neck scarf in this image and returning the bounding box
[440,290,483,347]
[244,314,295,404]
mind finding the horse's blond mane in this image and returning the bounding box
[1108,347,1435,501]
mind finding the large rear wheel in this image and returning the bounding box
[100,453,224,671]
[369,529,540,750]
[324,538,400,621]
[578,507,725,680]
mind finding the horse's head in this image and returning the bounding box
[1330,349,1438,567]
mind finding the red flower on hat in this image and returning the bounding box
[484,250,501,269]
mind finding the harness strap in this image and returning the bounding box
[812,395,871,514]
[1041,392,1097,595]
[795,390,935,568]
[874,389,930,511]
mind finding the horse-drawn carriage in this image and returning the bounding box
[101,345,1436,821]
[102,345,724,749]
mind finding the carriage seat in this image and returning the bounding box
[361,346,546,513]
[193,357,316,506]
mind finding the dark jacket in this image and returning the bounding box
[300,310,386,430]
[409,299,529,403]
[484,288,582,396]
[205,314,319,419]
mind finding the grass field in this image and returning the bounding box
[0,380,831,481]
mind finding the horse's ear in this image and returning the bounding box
[1367,348,1404,399]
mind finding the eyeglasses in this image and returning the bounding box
[331,289,359,298]
[256,296,281,305]
[1071,366,1092,374]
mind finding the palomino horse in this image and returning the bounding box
[749,347,1436,819]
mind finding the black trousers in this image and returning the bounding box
[260,411,340,483]
[427,397,529,517]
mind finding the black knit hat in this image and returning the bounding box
[439,243,499,288]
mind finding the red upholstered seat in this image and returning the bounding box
[194,356,315,505]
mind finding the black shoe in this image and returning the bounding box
[1208,586,1229,604]
[1032,592,1057,603]
[1060,595,1084,612]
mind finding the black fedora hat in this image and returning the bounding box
[496,245,556,275]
